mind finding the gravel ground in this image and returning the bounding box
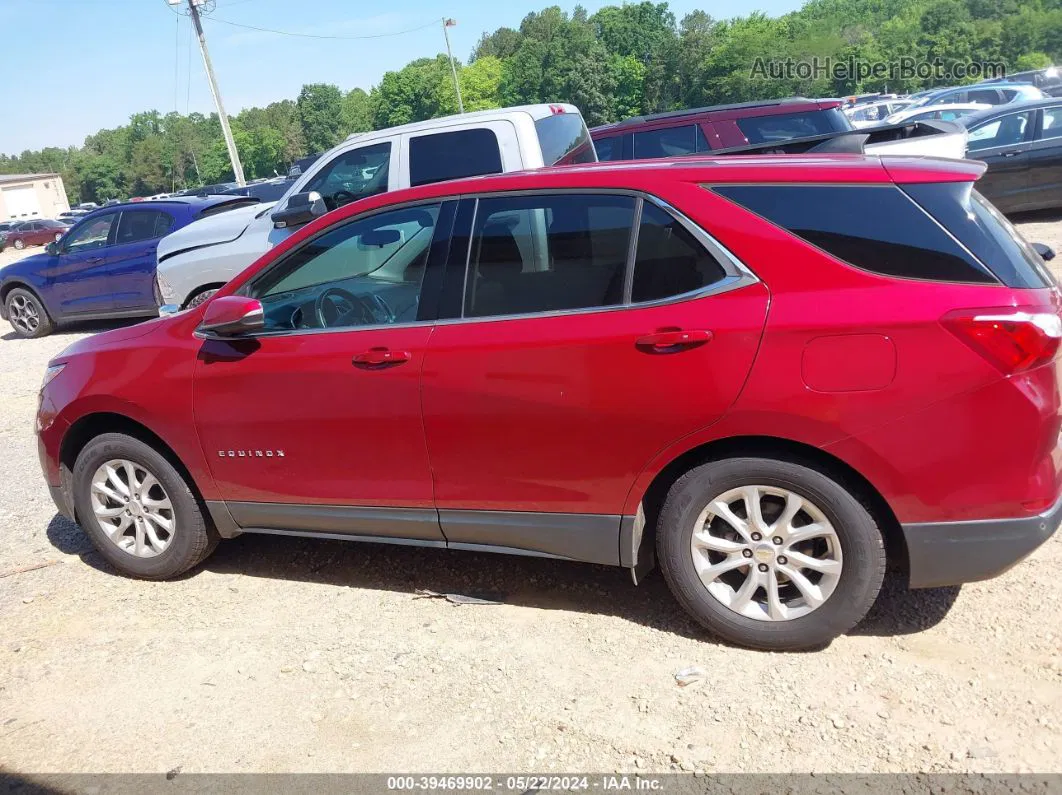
[1,221,1061,777]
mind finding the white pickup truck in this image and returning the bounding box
[155,104,596,310]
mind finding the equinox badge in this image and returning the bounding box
[218,450,285,458]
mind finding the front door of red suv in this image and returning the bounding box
[420,193,769,561]
[193,202,454,543]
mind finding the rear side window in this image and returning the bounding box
[735,109,851,144]
[633,125,710,158]
[968,88,1001,104]
[534,113,596,166]
[116,211,173,244]
[714,184,996,283]
[410,129,503,187]
[632,203,726,302]
[464,194,635,318]
[902,182,1053,288]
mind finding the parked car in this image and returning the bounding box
[57,209,91,223]
[155,103,596,310]
[980,67,1062,98]
[221,178,293,203]
[288,152,323,178]
[884,102,991,125]
[0,219,71,250]
[907,82,1047,109]
[845,99,913,127]
[0,196,258,338]
[38,154,1061,651]
[590,98,967,161]
[960,97,1062,213]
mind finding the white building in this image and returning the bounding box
[0,173,71,221]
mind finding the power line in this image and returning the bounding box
[203,14,441,40]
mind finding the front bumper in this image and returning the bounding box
[48,482,75,522]
[903,493,1062,588]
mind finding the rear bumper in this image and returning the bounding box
[903,493,1062,588]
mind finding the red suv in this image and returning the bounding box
[590,98,852,160]
[37,156,1061,650]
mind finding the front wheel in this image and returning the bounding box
[13,238,25,250]
[54,232,63,242]
[5,287,54,338]
[656,457,885,651]
[72,433,218,579]
[185,287,219,310]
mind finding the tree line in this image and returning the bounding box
[4,0,1062,204]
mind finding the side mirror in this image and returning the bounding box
[197,296,264,337]
[45,242,59,256]
[271,191,327,229]
[1033,242,1056,261]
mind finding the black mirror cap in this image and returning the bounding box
[271,191,327,229]
[1033,242,1056,261]
[45,242,59,256]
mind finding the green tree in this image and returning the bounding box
[296,83,344,153]
[341,88,373,136]
[461,56,505,111]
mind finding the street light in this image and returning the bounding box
[442,18,464,114]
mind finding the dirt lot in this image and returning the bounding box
[1,221,1062,777]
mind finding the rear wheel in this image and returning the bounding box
[72,433,218,579]
[656,457,885,651]
[54,232,63,242]
[5,288,53,338]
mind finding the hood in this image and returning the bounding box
[51,315,170,361]
[0,251,51,276]
[157,200,276,261]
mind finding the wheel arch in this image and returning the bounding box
[634,435,907,574]
[183,282,227,309]
[59,412,209,525]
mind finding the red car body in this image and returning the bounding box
[36,154,1062,647]
[4,219,69,249]
[590,98,852,160]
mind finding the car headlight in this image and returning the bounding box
[41,363,66,391]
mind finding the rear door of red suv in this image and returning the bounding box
[419,190,769,562]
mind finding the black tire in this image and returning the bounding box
[656,457,886,651]
[184,287,220,310]
[72,433,218,579]
[13,238,25,250]
[5,287,54,338]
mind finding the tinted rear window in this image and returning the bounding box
[409,128,503,187]
[735,108,852,144]
[594,136,625,162]
[714,184,996,283]
[633,125,710,158]
[902,182,1053,288]
[534,113,597,166]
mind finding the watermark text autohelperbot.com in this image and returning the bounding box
[751,56,1007,83]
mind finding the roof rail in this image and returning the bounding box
[701,119,951,157]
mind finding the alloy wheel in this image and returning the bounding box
[90,459,176,558]
[8,294,40,335]
[13,239,24,249]
[186,289,219,309]
[689,485,843,622]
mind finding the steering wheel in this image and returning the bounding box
[329,190,358,210]
[315,287,373,327]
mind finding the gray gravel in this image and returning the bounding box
[1,225,1061,775]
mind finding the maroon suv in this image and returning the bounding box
[590,98,852,160]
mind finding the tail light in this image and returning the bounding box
[942,306,1062,374]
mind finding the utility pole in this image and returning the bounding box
[442,18,464,114]
[185,0,246,185]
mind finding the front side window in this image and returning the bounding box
[594,136,624,162]
[714,184,996,284]
[633,125,710,158]
[64,214,115,253]
[968,111,1033,151]
[632,204,727,302]
[409,129,502,187]
[464,194,635,318]
[250,204,440,332]
[304,142,392,212]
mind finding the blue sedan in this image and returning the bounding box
[0,196,256,338]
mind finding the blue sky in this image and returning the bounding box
[0,0,801,156]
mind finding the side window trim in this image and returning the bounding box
[438,188,757,325]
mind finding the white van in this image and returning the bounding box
[155,104,596,310]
